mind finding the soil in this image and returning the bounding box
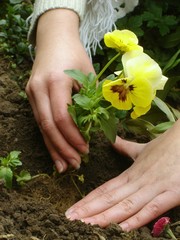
[0,56,179,240]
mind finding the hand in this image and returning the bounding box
[26,9,95,172]
[65,119,180,231]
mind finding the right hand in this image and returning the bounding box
[26,9,95,172]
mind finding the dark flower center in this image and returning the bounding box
[111,82,134,102]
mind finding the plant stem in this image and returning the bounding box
[70,175,84,198]
[166,227,177,240]
[95,52,121,81]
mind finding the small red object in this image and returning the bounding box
[152,217,170,237]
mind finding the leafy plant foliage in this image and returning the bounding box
[0,151,31,189]
[0,0,33,66]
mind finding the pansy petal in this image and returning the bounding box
[155,75,168,90]
[102,79,132,110]
[122,51,164,89]
[104,30,143,52]
[129,78,153,107]
[131,105,151,119]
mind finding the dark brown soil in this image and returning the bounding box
[0,56,179,240]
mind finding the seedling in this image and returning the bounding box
[0,151,31,189]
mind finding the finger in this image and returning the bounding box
[42,134,68,172]
[113,136,146,160]
[120,190,180,231]
[26,87,69,172]
[26,84,40,123]
[76,185,161,227]
[66,180,140,221]
[66,170,132,216]
[28,84,82,168]
[49,77,89,154]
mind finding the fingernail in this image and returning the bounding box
[65,208,73,218]
[80,218,95,225]
[78,144,89,154]
[65,210,79,220]
[71,159,80,169]
[120,222,129,232]
[55,161,64,173]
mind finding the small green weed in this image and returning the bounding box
[0,151,31,189]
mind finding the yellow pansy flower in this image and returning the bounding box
[102,78,153,111]
[102,51,168,118]
[122,51,168,91]
[104,29,143,52]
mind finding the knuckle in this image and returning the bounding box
[79,206,90,216]
[39,118,53,132]
[99,212,110,227]
[25,77,40,96]
[54,112,67,126]
[145,201,160,217]
[94,185,107,196]
[120,199,134,214]
[46,72,61,85]
[103,192,116,205]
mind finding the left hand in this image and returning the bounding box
[65,120,180,231]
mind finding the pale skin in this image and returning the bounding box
[65,119,180,231]
[26,9,95,172]
[26,9,180,231]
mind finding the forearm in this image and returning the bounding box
[36,9,80,51]
[28,0,86,45]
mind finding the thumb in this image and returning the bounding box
[112,136,146,161]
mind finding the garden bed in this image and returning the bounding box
[0,57,179,239]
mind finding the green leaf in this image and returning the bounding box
[68,104,77,125]
[0,20,7,25]
[96,107,109,120]
[163,49,180,74]
[10,0,23,4]
[0,166,13,189]
[153,97,176,122]
[73,94,93,110]
[16,170,31,186]
[168,106,180,119]
[9,150,21,160]
[100,114,118,143]
[8,151,22,168]
[150,121,174,134]
[124,118,155,139]
[162,27,180,48]
[64,69,89,88]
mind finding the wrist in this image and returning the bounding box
[36,9,80,48]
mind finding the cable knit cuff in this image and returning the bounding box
[28,0,87,45]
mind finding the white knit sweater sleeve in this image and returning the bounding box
[28,0,87,45]
[28,0,139,56]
